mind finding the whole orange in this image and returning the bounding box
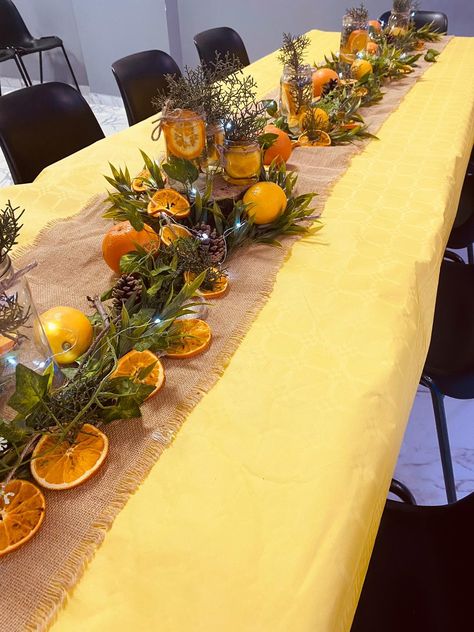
[367,41,379,55]
[368,20,382,32]
[262,124,293,166]
[312,68,339,97]
[102,221,160,273]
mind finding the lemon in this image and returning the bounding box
[351,59,373,81]
[39,306,93,365]
[243,182,287,225]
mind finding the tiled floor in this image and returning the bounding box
[1,79,472,507]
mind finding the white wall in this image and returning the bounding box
[177,0,474,67]
[1,0,473,94]
[71,0,170,95]
[1,0,87,85]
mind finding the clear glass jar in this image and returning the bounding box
[340,13,369,64]
[161,108,207,166]
[388,11,412,35]
[0,257,53,415]
[279,64,312,133]
[222,140,261,186]
[200,122,225,172]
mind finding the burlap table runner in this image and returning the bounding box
[1,37,449,632]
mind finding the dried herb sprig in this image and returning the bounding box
[0,291,31,340]
[346,3,369,22]
[278,33,312,114]
[153,54,245,127]
[223,100,268,142]
[392,0,412,12]
[278,32,310,74]
[0,201,24,262]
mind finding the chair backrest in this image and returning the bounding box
[379,10,448,32]
[0,82,104,184]
[112,49,181,126]
[351,491,474,632]
[0,0,34,49]
[194,27,250,70]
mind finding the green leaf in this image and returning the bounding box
[137,361,157,380]
[0,419,30,445]
[424,48,440,63]
[258,132,279,150]
[8,364,50,415]
[162,156,199,185]
[264,99,278,117]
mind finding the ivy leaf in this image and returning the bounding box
[8,364,50,415]
[100,377,153,423]
[0,419,31,445]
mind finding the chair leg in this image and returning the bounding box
[39,50,43,83]
[60,44,80,92]
[421,375,457,503]
[16,55,32,86]
[468,243,474,265]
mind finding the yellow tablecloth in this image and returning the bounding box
[2,30,474,632]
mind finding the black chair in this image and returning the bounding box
[420,256,474,503]
[0,47,29,93]
[447,161,474,263]
[194,26,250,70]
[112,50,181,127]
[351,489,474,632]
[0,0,80,91]
[0,82,104,184]
[379,10,448,32]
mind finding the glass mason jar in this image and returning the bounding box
[340,13,369,64]
[161,108,207,167]
[279,64,313,133]
[200,122,225,172]
[388,11,412,35]
[222,140,261,186]
[0,257,53,415]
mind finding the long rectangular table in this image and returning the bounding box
[2,30,474,632]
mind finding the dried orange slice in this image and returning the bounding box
[162,110,206,159]
[341,122,361,131]
[0,334,14,355]
[200,276,229,299]
[31,424,109,490]
[347,29,368,53]
[147,188,191,218]
[166,318,211,358]
[0,480,45,557]
[160,224,192,245]
[298,130,332,147]
[184,271,229,299]
[112,349,165,398]
[131,168,151,192]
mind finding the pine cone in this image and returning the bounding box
[321,78,339,97]
[194,223,226,264]
[111,274,142,312]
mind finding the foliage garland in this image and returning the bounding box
[0,14,443,488]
